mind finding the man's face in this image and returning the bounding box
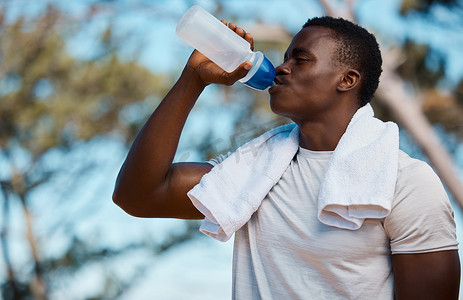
[269,26,345,122]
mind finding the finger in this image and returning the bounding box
[244,33,254,51]
[225,61,253,85]
[221,19,227,26]
[235,27,246,38]
[226,22,252,49]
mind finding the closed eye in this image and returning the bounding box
[282,47,313,64]
[282,56,308,64]
[292,47,314,64]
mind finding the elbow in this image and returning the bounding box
[112,174,128,211]
[112,187,129,213]
[112,186,139,217]
[112,185,161,218]
[112,169,142,216]
[112,188,123,208]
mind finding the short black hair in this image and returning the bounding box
[303,16,382,106]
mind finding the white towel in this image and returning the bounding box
[188,123,299,242]
[188,104,399,242]
[318,104,399,229]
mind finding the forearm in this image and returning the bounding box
[113,21,253,217]
[113,65,205,204]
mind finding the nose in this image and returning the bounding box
[275,61,290,75]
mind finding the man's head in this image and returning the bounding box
[302,17,382,107]
[269,17,382,123]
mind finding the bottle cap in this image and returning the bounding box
[243,54,276,90]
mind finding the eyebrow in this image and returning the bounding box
[284,47,313,60]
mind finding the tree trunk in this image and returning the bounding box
[19,194,49,300]
[1,183,21,299]
[378,68,463,208]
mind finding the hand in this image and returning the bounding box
[185,21,255,87]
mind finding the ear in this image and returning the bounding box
[337,69,360,92]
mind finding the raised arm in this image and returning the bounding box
[112,22,253,219]
[392,250,460,299]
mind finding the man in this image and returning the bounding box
[113,16,460,299]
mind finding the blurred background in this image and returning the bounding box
[1,0,463,299]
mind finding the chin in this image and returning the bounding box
[270,97,292,119]
[270,95,306,122]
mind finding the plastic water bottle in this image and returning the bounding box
[176,5,276,90]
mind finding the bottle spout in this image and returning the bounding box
[242,53,276,90]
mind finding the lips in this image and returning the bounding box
[274,76,285,85]
[269,76,286,93]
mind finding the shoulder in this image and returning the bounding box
[385,150,458,254]
[394,150,448,203]
[397,150,437,181]
[391,150,451,220]
[392,150,451,212]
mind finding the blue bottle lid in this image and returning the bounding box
[243,54,276,90]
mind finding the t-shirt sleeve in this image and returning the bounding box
[384,156,458,254]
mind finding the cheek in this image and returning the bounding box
[297,72,338,97]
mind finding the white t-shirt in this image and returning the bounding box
[209,148,458,300]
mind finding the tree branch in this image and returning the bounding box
[0,182,21,299]
[318,0,336,16]
[18,193,49,300]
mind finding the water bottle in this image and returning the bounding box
[176,5,276,90]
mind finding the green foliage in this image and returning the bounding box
[396,40,445,89]
[400,0,459,14]
[390,40,463,138]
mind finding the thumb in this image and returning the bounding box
[225,61,253,85]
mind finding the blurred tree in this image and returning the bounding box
[400,0,460,14]
[0,4,200,300]
[396,0,463,139]
[380,0,463,207]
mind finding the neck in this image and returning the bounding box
[296,105,359,151]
